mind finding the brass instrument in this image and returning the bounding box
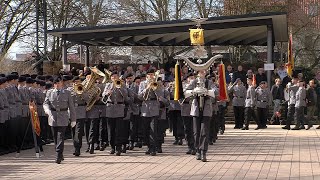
[79,67,106,111]
[113,79,124,88]
[103,69,112,83]
[144,70,161,100]
[73,83,84,95]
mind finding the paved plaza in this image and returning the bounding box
[1,125,320,180]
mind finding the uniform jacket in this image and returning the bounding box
[159,89,170,120]
[127,83,140,116]
[35,88,46,117]
[67,86,87,120]
[0,89,9,123]
[288,84,299,105]
[102,82,129,118]
[245,85,256,108]
[168,86,181,111]
[18,86,30,117]
[6,85,17,119]
[295,87,307,107]
[229,84,246,107]
[255,87,272,108]
[43,88,76,127]
[306,86,317,106]
[186,78,214,117]
[97,83,106,118]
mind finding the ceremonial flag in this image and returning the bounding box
[286,32,294,77]
[190,28,204,45]
[218,62,229,101]
[29,101,41,136]
[252,74,256,87]
[174,60,184,100]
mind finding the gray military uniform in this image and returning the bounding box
[294,87,306,127]
[286,84,299,127]
[138,80,163,117]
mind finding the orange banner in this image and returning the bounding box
[29,102,41,136]
[218,63,229,101]
[286,32,294,77]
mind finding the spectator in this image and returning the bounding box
[256,68,267,86]
[225,65,233,84]
[232,65,247,84]
[277,64,288,80]
[298,73,304,81]
[246,69,254,79]
[144,60,152,71]
[165,67,175,82]
[182,66,189,80]
[306,79,317,130]
[270,78,284,123]
[135,65,146,77]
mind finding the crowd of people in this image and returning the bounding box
[1,61,320,164]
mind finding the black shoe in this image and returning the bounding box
[178,139,183,145]
[116,151,121,156]
[122,147,127,153]
[191,149,197,155]
[299,125,305,129]
[39,146,43,152]
[186,149,192,154]
[291,126,300,130]
[150,151,156,156]
[129,142,134,150]
[306,125,313,130]
[261,126,267,129]
[173,139,178,145]
[145,149,150,155]
[157,146,162,153]
[105,142,109,147]
[316,125,320,129]
[209,141,214,145]
[110,148,115,154]
[254,127,260,130]
[282,126,290,130]
[138,142,142,148]
[55,158,62,164]
[89,144,94,154]
[74,149,80,157]
[234,126,240,129]
[95,145,100,150]
[196,152,201,160]
[201,151,207,162]
[241,126,249,130]
[220,130,224,135]
[85,146,90,153]
[61,155,64,161]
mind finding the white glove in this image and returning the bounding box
[71,121,76,128]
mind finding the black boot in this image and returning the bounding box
[95,144,100,150]
[74,148,80,156]
[306,125,313,130]
[157,144,162,153]
[173,139,178,145]
[110,147,115,154]
[282,126,290,130]
[191,148,197,155]
[100,142,106,151]
[55,153,63,164]
[89,143,94,154]
[186,148,192,154]
[116,146,121,156]
[201,151,207,162]
[241,126,249,130]
[196,151,201,160]
[122,145,127,153]
[85,145,90,153]
[178,138,183,145]
[129,141,134,150]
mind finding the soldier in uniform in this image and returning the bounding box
[102,71,129,156]
[132,75,143,148]
[228,78,246,129]
[186,70,215,162]
[255,81,272,130]
[242,77,257,130]
[168,81,184,145]
[181,73,196,154]
[138,69,167,156]
[292,80,307,130]
[34,79,46,151]
[0,77,10,155]
[306,79,317,130]
[68,76,87,156]
[282,76,299,130]
[43,76,76,164]
[208,74,219,145]
[97,76,108,151]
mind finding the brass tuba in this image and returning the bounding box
[82,67,106,111]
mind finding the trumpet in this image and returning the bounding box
[113,79,124,88]
[73,83,84,95]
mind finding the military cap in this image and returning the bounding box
[146,69,155,74]
[0,74,5,77]
[26,77,34,84]
[53,76,62,84]
[133,75,141,82]
[31,74,38,79]
[0,77,7,85]
[45,82,52,89]
[18,76,26,82]
[6,74,14,81]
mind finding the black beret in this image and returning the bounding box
[45,82,52,89]
[18,76,26,82]
[0,77,6,85]
[24,74,31,77]
[140,74,146,78]
[146,69,155,74]
[11,72,19,75]
[53,76,62,84]
[259,81,267,85]
[31,74,38,79]
[133,75,141,82]
[124,73,134,79]
[111,71,118,76]
[12,74,18,80]
[26,77,34,84]
[0,74,5,77]
[72,76,80,82]
[247,77,253,80]
[40,81,46,86]
[36,75,46,81]
[6,74,14,81]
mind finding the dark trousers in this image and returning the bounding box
[170,110,184,139]
[51,126,66,158]
[99,117,108,144]
[244,107,256,127]
[218,105,226,131]
[294,107,305,127]
[286,104,295,126]
[257,107,268,127]
[40,116,48,141]
[144,116,158,152]
[233,106,244,128]
[182,116,195,149]
[156,120,167,146]
[73,119,85,150]
[8,117,23,151]
[193,116,210,152]
[129,114,139,143]
[0,123,5,150]
[209,113,218,142]
[87,118,98,145]
[108,117,128,150]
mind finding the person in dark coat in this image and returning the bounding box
[232,65,247,84]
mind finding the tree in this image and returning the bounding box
[0,0,34,61]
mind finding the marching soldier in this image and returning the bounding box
[186,70,215,162]
[255,81,272,130]
[132,75,143,148]
[181,73,196,154]
[138,69,167,156]
[306,79,317,130]
[228,78,246,129]
[282,76,299,130]
[292,80,307,130]
[68,76,87,156]
[43,76,76,164]
[97,76,108,151]
[102,71,129,156]
[242,77,257,130]
[207,74,219,145]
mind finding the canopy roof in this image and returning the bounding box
[48,12,288,46]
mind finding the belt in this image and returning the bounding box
[235,96,244,98]
[50,108,68,112]
[75,103,86,107]
[107,102,123,104]
[37,103,43,105]
[150,98,157,100]
[258,100,267,102]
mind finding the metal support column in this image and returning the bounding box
[267,25,274,87]
[62,35,68,66]
[85,46,90,67]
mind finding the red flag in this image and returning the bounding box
[29,102,41,136]
[253,74,256,87]
[218,62,229,101]
[286,32,294,77]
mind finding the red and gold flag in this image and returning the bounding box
[286,32,294,77]
[29,101,41,136]
[253,74,256,87]
[218,62,229,101]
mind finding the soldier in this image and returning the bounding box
[0,77,10,155]
[228,78,246,129]
[168,81,184,145]
[132,75,143,148]
[138,69,167,156]
[102,71,129,156]
[282,76,299,130]
[306,79,317,130]
[186,70,215,162]
[181,73,196,154]
[270,78,284,124]
[43,76,76,164]
[208,74,219,145]
[34,79,47,151]
[255,81,272,130]
[97,76,108,151]
[242,77,257,130]
[68,76,87,156]
[292,80,307,130]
